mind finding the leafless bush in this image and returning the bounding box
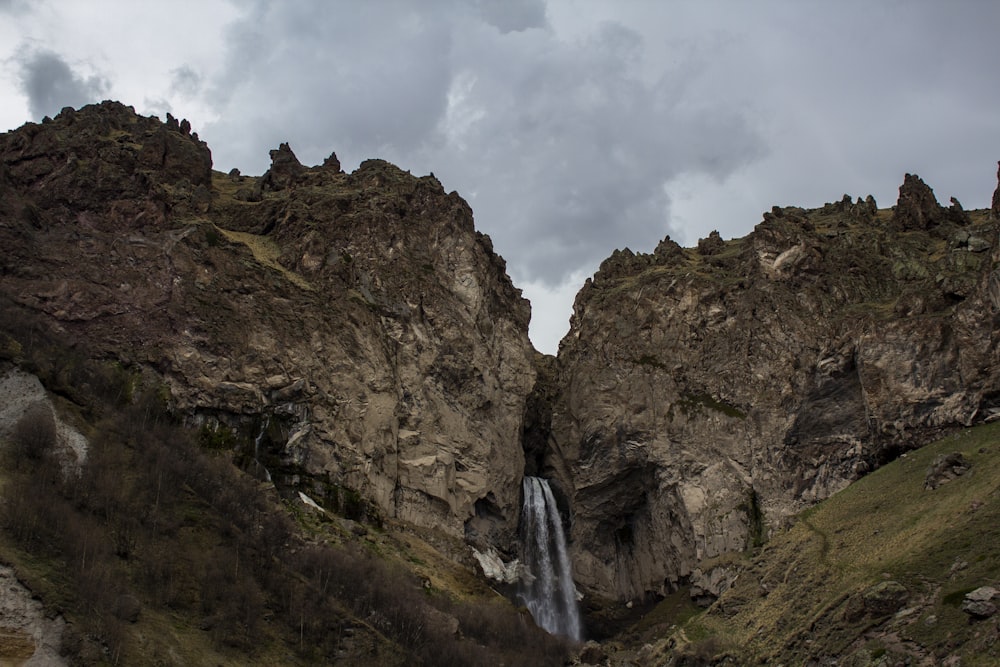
[451,597,570,667]
[8,402,57,467]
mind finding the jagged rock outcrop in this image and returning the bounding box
[546,175,1000,602]
[963,586,999,619]
[992,161,1000,219]
[259,141,305,192]
[894,173,945,230]
[0,102,535,549]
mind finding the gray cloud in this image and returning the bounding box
[204,1,763,286]
[473,0,548,33]
[170,65,202,97]
[0,0,30,13]
[205,1,454,172]
[428,19,763,282]
[17,48,108,119]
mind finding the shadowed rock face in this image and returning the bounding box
[547,184,1000,602]
[0,102,535,550]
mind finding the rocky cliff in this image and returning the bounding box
[0,101,535,548]
[5,100,1000,631]
[544,175,1000,603]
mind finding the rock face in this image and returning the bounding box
[992,161,1000,219]
[894,173,946,230]
[545,181,1000,601]
[0,565,66,665]
[5,102,1000,618]
[0,102,535,549]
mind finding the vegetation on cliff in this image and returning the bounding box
[1,101,999,665]
[0,300,566,665]
[649,420,1000,665]
[548,173,1000,605]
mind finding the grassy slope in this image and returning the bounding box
[649,420,1000,665]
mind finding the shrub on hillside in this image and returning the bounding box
[8,401,57,467]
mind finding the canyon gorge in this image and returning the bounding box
[2,102,999,664]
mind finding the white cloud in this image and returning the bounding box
[521,270,591,356]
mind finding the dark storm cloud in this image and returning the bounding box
[205,1,764,286]
[17,48,108,119]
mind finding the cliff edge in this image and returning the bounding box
[545,176,1000,603]
[0,102,535,549]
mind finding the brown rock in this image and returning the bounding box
[992,161,1000,219]
[0,104,535,548]
[863,580,909,616]
[697,230,725,255]
[323,151,342,173]
[259,142,305,192]
[893,173,943,230]
[547,170,1000,600]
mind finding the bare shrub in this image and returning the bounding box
[8,401,57,467]
[452,598,570,667]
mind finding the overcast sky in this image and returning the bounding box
[2,1,998,353]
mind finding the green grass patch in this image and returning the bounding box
[670,420,1000,664]
[678,393,746,419]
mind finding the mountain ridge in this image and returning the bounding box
[1,101,999,664]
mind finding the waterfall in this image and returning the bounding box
[518,476,582,641]
[253,418,272,483]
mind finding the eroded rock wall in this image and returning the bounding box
[0,102,535,547]
[550,188,1000,602]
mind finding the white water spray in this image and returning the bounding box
[519,476,582,641]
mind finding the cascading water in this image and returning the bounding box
[518,476,583,641]
[252,418,272,483]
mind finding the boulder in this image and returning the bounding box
[690,566,739,607]
[863,581,909,616]
[962,586,998,619]
[924,452,971,490]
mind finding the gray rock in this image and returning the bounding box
[962,586,998,619]
[925,452,971,490]
[863,581,909,616]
